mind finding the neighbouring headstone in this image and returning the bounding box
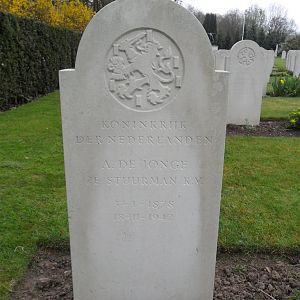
[287,50,296,72]
[274,44,278,57]
[261,48,268,96]
[227,40,264,125]
[282,50,286,59]
[286,51,290,69]
[293,50,300,77]
[59,0,229,299]
[261,49,274,96]
[214,49,230,71]
[212,45,219,52]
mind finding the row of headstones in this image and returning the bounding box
[213,41,274,126]
[285,50,300,77]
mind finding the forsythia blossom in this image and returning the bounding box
[0,0,94,31]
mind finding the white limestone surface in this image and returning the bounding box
[227,40,264,125]
[59,0,229,299]
[262,49,274,96]
[286,51,290,69]
[214,49,230,71]
[293,50,300,77]
[288,50,296,72]
[274,44,278,57]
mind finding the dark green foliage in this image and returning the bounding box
[216,34,223,48]
[223,33,232,50]
[233,30,240,44]
[284,34,300,51]
[244,24,257,42]
[218,30,240,50]
[0,12,81,110]
[257,28,266,47]
[203,13,217,44]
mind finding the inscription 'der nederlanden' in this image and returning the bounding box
[74,120,213,146]
[106,29,184,111]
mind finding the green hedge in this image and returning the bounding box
[0,12,81,110]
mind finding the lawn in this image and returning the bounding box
[261,97,300,120]
[263,57,300,117]
[220,136,300,251]
[0,92,300,299]
[0,92,68,298]
[273,57,287,72]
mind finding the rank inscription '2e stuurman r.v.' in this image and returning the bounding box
[106,29,184,112]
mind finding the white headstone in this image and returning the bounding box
[261,49,274,96]
[261,48,267,96]
[227,40,264,125]
[281,50,286,59]
[212,45,219,52]
[59,0,229,299]
[274,44,278,57]
[214,49,230,71]
[288,50,296,72]
[286,51,290,69]
[293,50,300,77]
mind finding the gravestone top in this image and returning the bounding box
[282,50,286,59]
[230,40,262,70]
[59,0,229,299]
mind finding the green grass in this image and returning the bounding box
[274,57,287,72]
[0,92,68,298]
[271,58,290,77]
[0,92,300,299]
[220,136,300,252]
[261,97,300,120]
[289,290,300,300]
[267,58,292,95]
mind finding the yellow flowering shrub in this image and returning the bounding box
[288,110,300,130]
[0,0,94,31]
[3,0,31,17]
[0,0,10,12]
[56,0,95,32]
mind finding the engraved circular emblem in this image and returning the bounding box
[106,29,184,112]
[237,47,255,66]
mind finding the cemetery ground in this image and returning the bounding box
[0,92,299,299]
[261,98,300,120]
[273,58,288,75]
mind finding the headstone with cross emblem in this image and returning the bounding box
[227,40,264,125]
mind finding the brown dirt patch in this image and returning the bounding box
[10,248,300,300]
[227,121,300,137]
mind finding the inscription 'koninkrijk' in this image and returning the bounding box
[106,29,184,111]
